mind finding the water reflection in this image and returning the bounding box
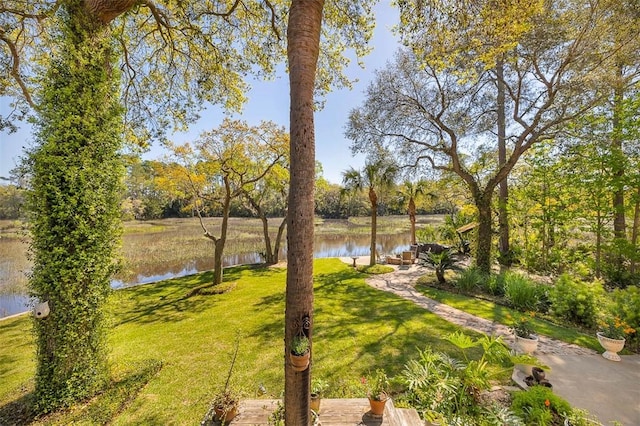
[0,231,412,318]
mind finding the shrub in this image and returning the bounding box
[503,272,545,312]
[609,286,640,351]
[455,267,486,293]
[400,333,515,425]
[511,386,572,426]
[549,274,604,329]
[484,273,506,296]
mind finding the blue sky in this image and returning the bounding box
[0,3,400,185]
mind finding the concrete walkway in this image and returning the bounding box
[341,257,640,425]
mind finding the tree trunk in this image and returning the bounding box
[496,58,510,265]
[475,193,493,275]
[369,188,378,266]
[611,63,626,240]
[273,215,287,264]
[30,1,127,411]
[631,185,640,274]
[212,179,232,286]
[285,0,323,423]
[409,197,417,245]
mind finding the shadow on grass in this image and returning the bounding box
[248,261,478,378]
[0,359,163,425]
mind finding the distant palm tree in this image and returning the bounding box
[343,159,398,266]
[399,180,434,245]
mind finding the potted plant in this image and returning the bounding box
[205,336,243,425]
[511,314,538,355]
[362,369,389,416]
[597,316,635,361]
[310,377,328,413]
[290,334,310,371]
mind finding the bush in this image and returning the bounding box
[549,274,604,329]
[511,386,572,426]
[609,286,640,351]
[484,274,506,297]
[503,272,545,312]
[455,267,486,293]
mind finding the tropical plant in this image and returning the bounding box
[342,157,398,266]
[454,267,486,293]
[503,272,545,312]
[401,332,514,424]
[420,249,455,284]
[398,180,432,245]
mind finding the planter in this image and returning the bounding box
[290,351,310,371]
[514,334,539,355]
[214,404,238,423]
[596,332,625,362]
[310,393,321,413]
[367,393,388,416]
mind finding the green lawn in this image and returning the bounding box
[415,284,602,352]
[0,258,479,425]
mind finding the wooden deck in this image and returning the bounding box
[219,398,425,425]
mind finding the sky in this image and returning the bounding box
[0,3,401,185]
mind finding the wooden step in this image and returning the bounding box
[223,398,424,425]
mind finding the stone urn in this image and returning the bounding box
[596,332,625,362]
[514,334,539,355]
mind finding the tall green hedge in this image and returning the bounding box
[26,5,124,413]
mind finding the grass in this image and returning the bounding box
[414,282,601,352]
[0,258,476,425]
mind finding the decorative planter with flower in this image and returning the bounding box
[362,369,389,416]
[310,377,328,413]
[290,335,310,371]
[597,317,635,362]
[511,314,538,355]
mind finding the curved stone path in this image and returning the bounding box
[355,261,596,356]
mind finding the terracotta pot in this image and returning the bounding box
[214,403,238,423]
[310,393,321,413]
[514,334,539,355]
[290,351,310,371]
[597,332,625,362]
[368,393,388,416]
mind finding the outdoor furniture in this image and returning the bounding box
[386,256,402,265]
[401,251,413,265]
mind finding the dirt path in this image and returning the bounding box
[359,262,596,356]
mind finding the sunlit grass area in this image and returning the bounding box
[415,281,601,352]
[0,258,476,425]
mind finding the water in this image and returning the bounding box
[0,294,32,318]
[0,232,411,319]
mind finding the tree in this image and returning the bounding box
[24,2,124,411]
[347,1,615,274]
[284,0,374,421]
[398,180,431,245]
[241,130,290,264]
[172,119,287,287]
[342,158,398,266]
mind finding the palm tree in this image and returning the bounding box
[343,159,398,266]
[399,180,434,245]
[284,1,323,423]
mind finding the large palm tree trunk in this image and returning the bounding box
[285,0,324,423]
